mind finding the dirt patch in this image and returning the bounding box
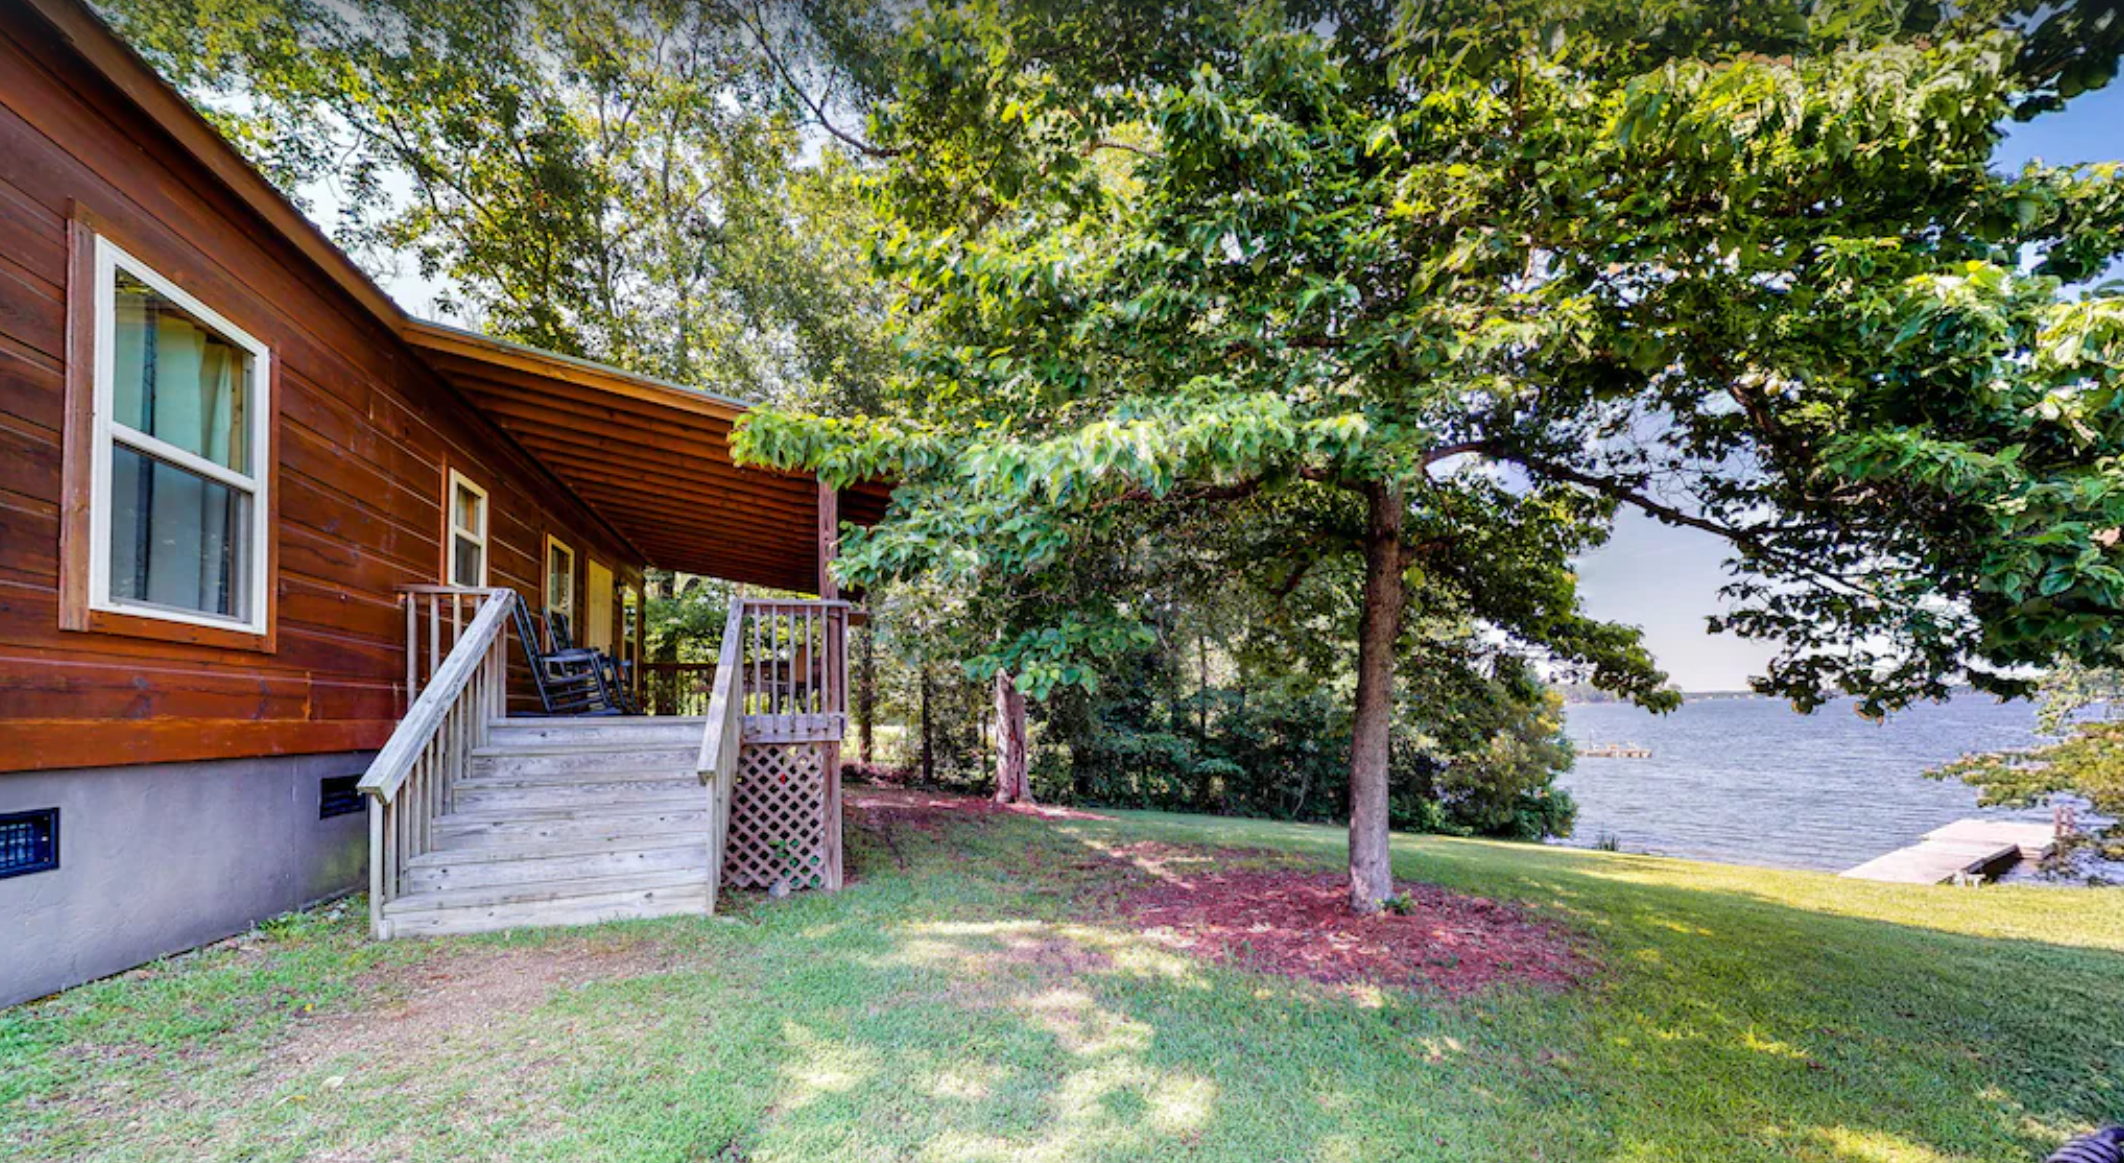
[26,937,677,1161]
[997,936,1114,975]
[1119,869,1590,997]
[846,785,1112,835]
[266,940,672,1081]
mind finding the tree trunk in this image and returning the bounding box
[919,665,935,784]
[1198,630,1209,743]
[993,670,1031,803]
[1347,479,1405,914]
[857,620,876,765]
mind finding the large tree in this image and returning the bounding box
[104,0,893,402]
[738,0,2124,911]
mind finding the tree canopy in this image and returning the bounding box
[106,0,894,402]
[737,0,2124,908]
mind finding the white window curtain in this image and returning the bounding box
[107,278,253,619]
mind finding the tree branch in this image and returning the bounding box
[1493,448,1929,611]
[728,0,901,159]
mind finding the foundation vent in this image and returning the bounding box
[319,775,364,820]
[0,808,58,879]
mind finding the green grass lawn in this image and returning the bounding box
[6,795,2122,1162]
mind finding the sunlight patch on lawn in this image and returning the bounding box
[1144,1074,1216,1136]
[1042,1057,1218,1159]
[913,1127,1019,1162]
[1811,1124,1956,1162]
[1415,1034,1466,1062]
[902,1060,1218,1163]
[923,1066,992,1101]
[1015,987,1152,1057]
[885,917,1207,993]
[775,1021,877,1110]
[1741,1029,1813,1062]
[1309,1129,1387,1163]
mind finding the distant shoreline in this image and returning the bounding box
[1561,688,1994,707]
[1560,690,1774,706]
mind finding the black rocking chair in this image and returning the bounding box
[548,611,637,715]
[510,596,623,716]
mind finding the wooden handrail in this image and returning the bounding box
[359,586,515,937]
[695,600,749,914]
[696,601,748,782]
[361,592,512,802]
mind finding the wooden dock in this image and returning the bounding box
[1577,742,1653,759]
[1840,819,2058,885]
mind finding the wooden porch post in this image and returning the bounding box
[816,477,839,600]
[817,475,845,889]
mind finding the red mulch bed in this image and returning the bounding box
[1120,869,1591,997]
[843,785,1586,997]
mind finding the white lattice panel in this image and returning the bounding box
[724,742,832,890]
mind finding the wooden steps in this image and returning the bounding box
[486,717,706,746]
[453,779,700,813]
[382,873,711,938]
[1840,819,2060,885]
[376,718,712,937]
[433,805,709,846]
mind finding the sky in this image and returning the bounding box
[1571,83,2124,692]
[320,73,2124,694]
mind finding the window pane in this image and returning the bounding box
[109,445,250,620]
[452,534,483,586]
[111,273,252,474]
[547,545,572,608]
[452,482,482,535]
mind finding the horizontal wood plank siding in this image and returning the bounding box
[0,6,642,772]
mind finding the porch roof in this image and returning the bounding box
[406,320,889,593]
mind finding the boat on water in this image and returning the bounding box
[1577,742,1653,759]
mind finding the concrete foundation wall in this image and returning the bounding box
[0,752,372,1008]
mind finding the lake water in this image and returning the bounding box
[1557,696,2058,872]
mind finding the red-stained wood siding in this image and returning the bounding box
[0,6,642,773]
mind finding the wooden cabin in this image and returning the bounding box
[0,0,883,1005]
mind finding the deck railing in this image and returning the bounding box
[641,662,719,716]
[695,597,856,905]
[739,598,852,742]
[400,585,506,705]
[359,586,513,937]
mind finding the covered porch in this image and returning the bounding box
[355,325,888,936]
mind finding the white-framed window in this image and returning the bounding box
[87,236,271,634]
[621,583,641,669]
[446,470,488,586]
[543,534,576,644]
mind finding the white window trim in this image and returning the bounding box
[543,535,576,630]
[86,235,272,636]
[447,470,489,586]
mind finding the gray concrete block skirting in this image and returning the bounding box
[0,751,373,1008]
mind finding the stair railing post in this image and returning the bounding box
[362,585,514,938]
